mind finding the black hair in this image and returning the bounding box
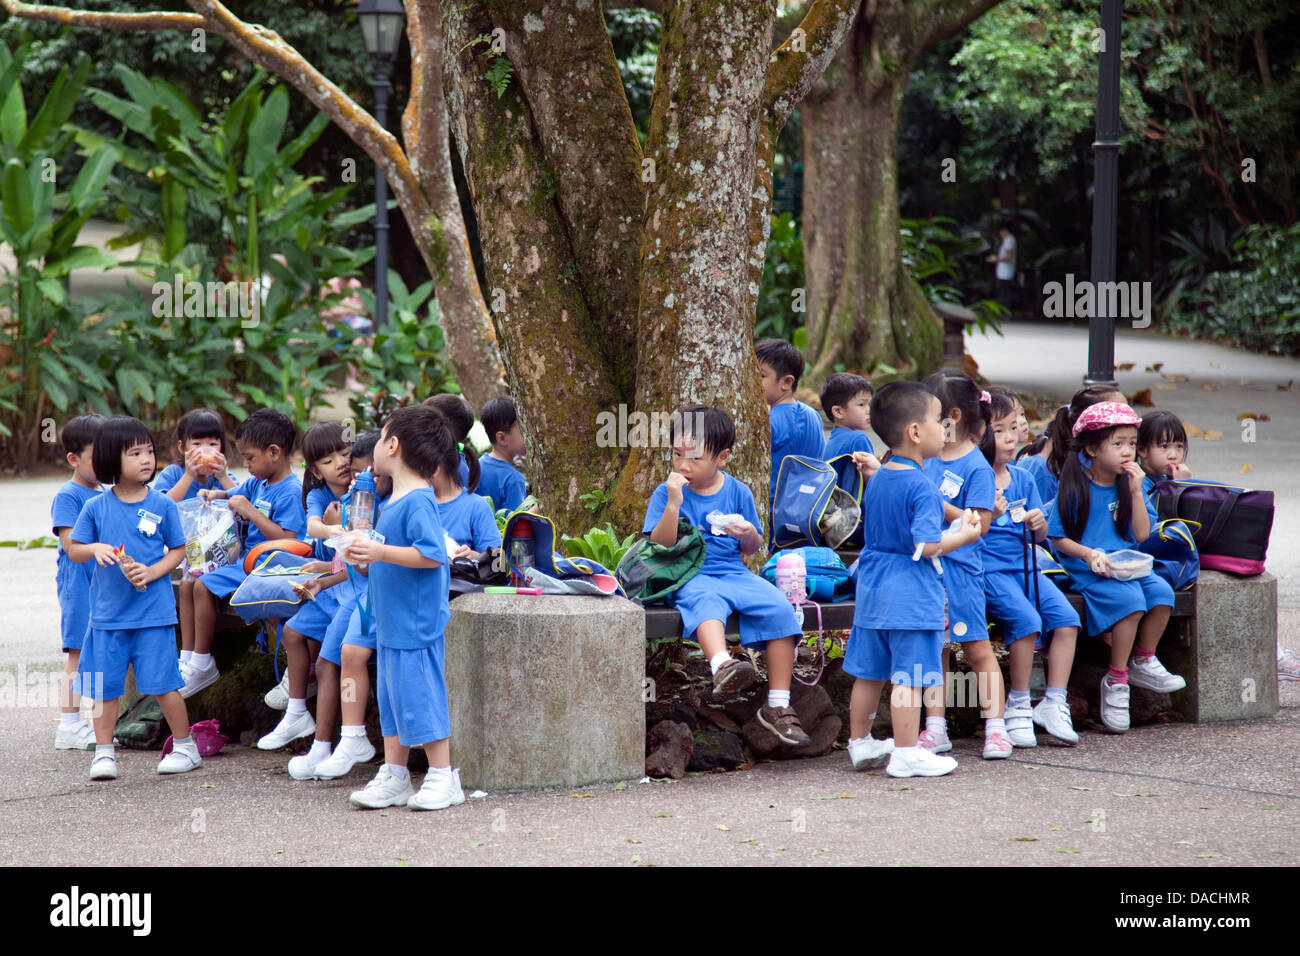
[350,430,380,462]
[1044,384,1123,479]
[978,388,1020,466]
[870,381,937,450]
[235,408,296,455]
[300,421,352,510]
[480,397,519,447]
[669,404,735,457]
[1056,423,1136,543]
[175,408,225,445]
[423,393,480,491]
[92,416,156,485]
[1138,410,1188,458]
[755,339,805,387]
[62,414,107,457]
[384,404,458,482]
[819,373,874,424]
[923,368,991,444]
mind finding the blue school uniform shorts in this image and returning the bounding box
[376,642,449,746]
[195,562,246,599]
[76,625,183,700]
[844,627,944,686]
[984,570,1081,645]
[668,568,800,647]
[285,585,341,642]
[942,565,988,644]
[57,564,90,652]
[1076,573,1174,636]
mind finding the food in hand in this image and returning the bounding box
[114,545,148,592]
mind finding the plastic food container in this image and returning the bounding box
[1106,549,1154,581]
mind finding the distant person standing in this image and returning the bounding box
[986,224,1017,312]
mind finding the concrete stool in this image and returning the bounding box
[1177,570,1279,722]
[445,593,646,790]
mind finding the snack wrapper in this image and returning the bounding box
[178,498,242,581]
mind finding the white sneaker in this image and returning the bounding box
[157,742,202,774]
[264,672,317,710]
[1032,697,1078,744]
[848,736,894,770]
[55,720,97,751]
[89,754,118,781]
[1004,704,1037,748]
[917,728,952,753]
[886,745,958,778]
[349,766,414,809]
[1279,649,1300,682]
[408,768,466,811]
[1100,676,1130,733]
[180,659,220,699]
[1127,655,1186,693]
[288,748,331,781]
[256,711,316,750]
[314,736,376,779]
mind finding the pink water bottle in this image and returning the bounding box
[774,551,807,627]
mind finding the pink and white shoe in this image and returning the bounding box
[917,728,952,753]
[982,731,1013,759]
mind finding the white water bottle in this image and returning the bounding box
[774,551,807,628]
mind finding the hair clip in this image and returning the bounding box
[979,390,991,404]
[457,442,464,453]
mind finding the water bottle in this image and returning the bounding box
[345,469,378,570]
[509,518,536,587]
[774,551,806,627]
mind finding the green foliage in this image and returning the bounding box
[484,57,515,99]
[899,216,1007,336]
[560,525,638,569]
[605,7,660,142]
[754,212,806,343]
[579,486,611,515]
[0,534,59,548]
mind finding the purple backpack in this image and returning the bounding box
[1153,479,1274,576]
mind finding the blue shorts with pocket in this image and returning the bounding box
[844,627,944,686]
[942,565,988,644]
[984,570,1081,645]
[76,625,182,700]
[668,567,800,648]
[376,642,448,745]
[285,584,341,642]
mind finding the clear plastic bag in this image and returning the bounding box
[178,498,242,581]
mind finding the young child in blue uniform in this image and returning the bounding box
[757,339,824,510]
[1049,402,1181,733]
[980,391,1080,747]
[437,457,502,558]
[919,369,1011,758]
[425,393,480,492]
[345,404,463,811]
[153,408,237,676]
[820,372,882,494]
[186,408,306,698]
[50,414,106,751]
[1137,409,1191,507]
[258,421,355,755]
[643,405,811,746]
[67,417,201,780]
[293,433,385,781]
[477,397,528,513]
[845,382,981,777]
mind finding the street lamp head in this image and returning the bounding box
[358,0,406,62]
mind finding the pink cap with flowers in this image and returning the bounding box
[1072,401,1142,437]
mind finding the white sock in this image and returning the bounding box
[986,718,1006,735]
[386,763,410,781]
[180,649,193,666]
[60,712,81,727]
[768,688,791,709]
[709,652,731,675]
[95,743,114,759]
[925,716,948,735]
[191,652,213,670]
[341,725,366,741]
[426,764,452,778]
[307,739,331,761]
[285,698,307,720]
[173,735,195,750]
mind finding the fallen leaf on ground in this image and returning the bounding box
[651,812,673,818]
[1070,786,1094,791]
[1240,464,1252,474]
[1236,412,1270,421]
[1155,383,1178,390]
[1049,826,1062,831]
[813,793,854,800]
[1264,804,1283,810]
[627,838,643,844]
[631,855,643,864]
[570,792,594,798]
[1130,388,1154,406]
[1238,378,1251,386]
[1201,382,1219,391]
[1116,362,1135,371]
[1209,362,1226,369]
[1174,840,1194,845]
[471,841,484,847]
[1195,853,1223,859]
[1162,372,1189,382]
[1145,362,1164,372]
[715,824,731,831]
[1114,792,1158,797]
[888,784,912,791]
[1184,423,1205,437]
[1203,430,1222,440]
[1015,836,1038,842]
[1058,848,1080,854]
[776,845,788,851]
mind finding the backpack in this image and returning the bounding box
[1136,518,1200,590]
[1153,479,1274,575]
[771,455,861,550]
[826,454,866,547]
[114,694,168,750]
[229,547,322,623]
[761,546,852,601]
[502,510,626,596]
[615,519,706,604]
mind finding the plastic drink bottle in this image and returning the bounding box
[509,519,536,587]
[345,469,378,570]
[774,551,807,627]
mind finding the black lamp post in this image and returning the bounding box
[1085,0,1123,387]
[358,0,405,331]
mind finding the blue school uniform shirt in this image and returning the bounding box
[306,485,343,561]
[70,488,186,629]
[983,463,1044,574]
[853,461,946,630]
[438,489,502,550]
[922,446,996,572]
[769,401,825,495]
[230,473,306,548]
[824,426,875,461]
[1016,453,1057,507]
[478,454,526,513]
[371,487,450,649]
[458,452,470,491]
[643,473,760,576]
[52,479,102,611]
[152,463,233,500]
[1047,479,1138,580]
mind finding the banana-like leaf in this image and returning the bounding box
[2,157,34,239]
[244,85,289,182]
[20,53,91,155]
[70,143,117,213]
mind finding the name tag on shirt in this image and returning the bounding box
[938,470,964,499]
[137,508,162,536]
[1108,499,1119,521]
[254,498,274,519]
[1007,498,1027,523]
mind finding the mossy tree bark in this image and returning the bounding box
[800,0,1001,389]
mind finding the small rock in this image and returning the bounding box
[687,730,745,772]
[697,705,741,733]
[743,683,841,759]
[645,699,696,732]
[645,720,694,779]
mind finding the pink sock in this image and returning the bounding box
[1107,666,1129,685]
[1132,647,1155,660]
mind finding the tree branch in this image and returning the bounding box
[915,0,1002,52]
[764,0,859,128]
[0,0,200,30]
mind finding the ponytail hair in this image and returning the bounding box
[1055,423,1133,542]
[1047,384,1123,478]
[923,368,990,444]
[424,393,480,491]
